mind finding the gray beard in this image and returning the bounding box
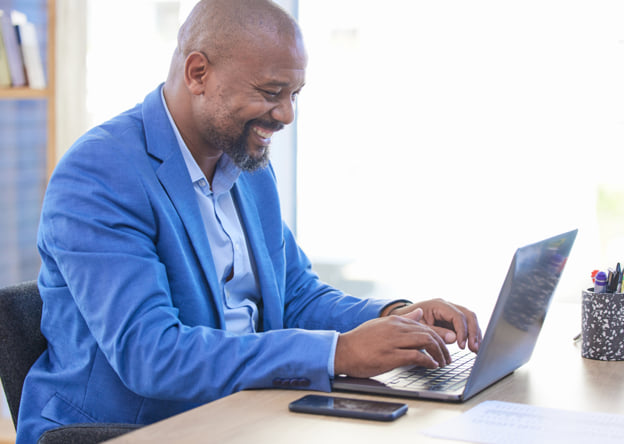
[224,123,271,172]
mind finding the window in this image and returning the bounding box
[83,1,624,307]
[86,1,194,126]
[296,0,624,305]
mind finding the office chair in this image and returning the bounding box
[0,281,141,443]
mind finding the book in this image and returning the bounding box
[0,19,11,87]
[15,18,45,89]
[0,6,25,87]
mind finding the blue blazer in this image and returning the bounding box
[17,85,390,442]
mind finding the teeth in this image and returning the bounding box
[253,127,273,139]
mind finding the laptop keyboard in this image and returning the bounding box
[385,348,475,392]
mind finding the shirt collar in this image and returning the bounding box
[160,86,241,195]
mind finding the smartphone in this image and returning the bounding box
[288,394,408,421]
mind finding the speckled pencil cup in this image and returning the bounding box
[581,289,624,361]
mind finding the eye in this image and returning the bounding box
[260,88,281,98]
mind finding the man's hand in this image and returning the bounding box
[334,309,451,378]
[388,299,482,353]
[333,299,482,379]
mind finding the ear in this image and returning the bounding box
[184,51,212,95]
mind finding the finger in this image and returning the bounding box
[465,311,483,352]
[401,348,442,370]
[424,303,469,349]
[427,325,452,366]
[417,333,451,368]
[401,307,424,322]
[453,305,482,352]
[431,326,457,344]
[385,316,452,366]
[388,321,449,367]
[437,304,472,349]
[451,313,469,349]
[404,327,451,367]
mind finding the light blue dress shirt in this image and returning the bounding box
[161,92,260,333]
[160,91,338,375]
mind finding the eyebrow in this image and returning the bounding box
[261,80,305,88]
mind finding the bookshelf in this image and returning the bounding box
[0,0,55,171]
[0,0,54,277]
[0,85,50,98]
[0,1,54,441]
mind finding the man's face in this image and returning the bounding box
[197,33,307,171]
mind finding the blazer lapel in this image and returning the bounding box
[141,86,225,326]
[232,179,284,331]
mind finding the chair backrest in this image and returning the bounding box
[0,280,47,427]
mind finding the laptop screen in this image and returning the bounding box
[464,229,577,398]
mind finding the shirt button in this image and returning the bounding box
[198,179,207,187]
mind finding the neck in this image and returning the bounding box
[191,150,223,185]
[163,81,223,184]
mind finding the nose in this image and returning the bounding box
[270,96,296,125]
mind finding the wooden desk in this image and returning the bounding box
[104,302,620,443]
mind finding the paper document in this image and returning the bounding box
[423,400,624,444]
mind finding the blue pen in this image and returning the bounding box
[594,271,608,293]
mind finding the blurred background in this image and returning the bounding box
[85,0,624,309]
[2,0,624,423]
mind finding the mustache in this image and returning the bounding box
[247,119,284,132]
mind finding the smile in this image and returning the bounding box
[252,126,274,140]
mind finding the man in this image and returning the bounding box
[17,0,481,442]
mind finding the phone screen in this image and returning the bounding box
[289,394,408,421]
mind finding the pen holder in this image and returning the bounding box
[581,289,624,361]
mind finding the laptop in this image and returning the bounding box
[333,229,578,402]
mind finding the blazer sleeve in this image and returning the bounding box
[38,130,337,403]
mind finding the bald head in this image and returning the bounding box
[173,0,301,67]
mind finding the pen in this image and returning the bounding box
[594,271,608,293]
[607,267,615,292]
[610,263,620,292]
